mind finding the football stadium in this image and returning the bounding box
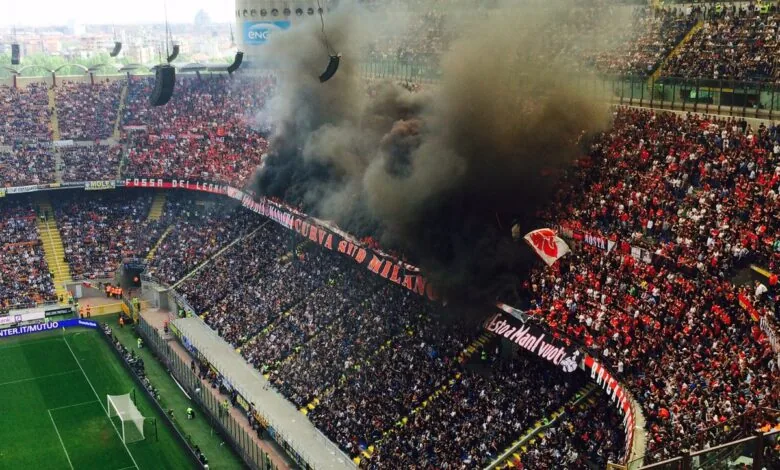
[0,0,779,469]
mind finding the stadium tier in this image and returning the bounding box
[1,3,780,469]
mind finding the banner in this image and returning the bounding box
[0,310,46,326]
[52,140,74,148]
[524,228,571,267]
[123,178,227,195]
[484,313,580,372]
[738,292,761,321]
[44,306,73,317]
[0,188,5,198]
[584,355,635,463]
[584,233,616,252]
[6,184,48,195]
[0,318,97,339]
[238,194,441,301]
[630,245,653,264]
[760,316,780,368]
[85,180,117,191]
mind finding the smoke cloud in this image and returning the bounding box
[251,1,612,301]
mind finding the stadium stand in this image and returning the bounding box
[55,80,124,141]
[146,197,262,286]
[59,144,123,182]
[54,191,163,280]
[0,200,57,311]
[661,5,780,81]
[525,106,780,462]
[0,83,52,144]
[513,391,627,469]
[2,9,780,465]
[122,75,274,188]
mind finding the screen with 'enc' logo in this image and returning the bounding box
[244,21,291,45]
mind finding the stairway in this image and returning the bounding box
[492,383,598,469]
[146,225,173,262]
[35,197,72,302]
[48,88,61,141]
[648,19,704,86]
[147,192,167,222]
[113,81,128,140]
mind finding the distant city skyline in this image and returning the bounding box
[1,0,234,27]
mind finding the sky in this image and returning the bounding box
[0,0,234,26]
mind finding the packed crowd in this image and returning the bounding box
[364,354,589,469]
[56,80,124,141]
[0,143,55,187]
[0,200,57,311]
[173,213,624,466]
[54,192,164,280]
[0,83,52,145]
[591,7,697,76]
[515,392,626,469]
[661,5,780,81]
[59,144,122,182]
[146,197,261,286]
[122,75,274,188]
[523,106,780,461]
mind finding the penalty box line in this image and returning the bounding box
[48,409,75,470]
[63,335,140,470]
[0,369,80,387]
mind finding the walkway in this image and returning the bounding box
[170,316,354,470]
[141,309,294,469]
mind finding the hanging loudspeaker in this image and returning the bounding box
[319,55,340,83]
[227,51,244,74]
[167,44,180,63]
[110,41,122,57]
[11,44,20,65]
[149,65,176,107]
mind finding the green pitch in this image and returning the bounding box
[0,328,195,470]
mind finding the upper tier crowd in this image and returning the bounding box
[524,106,780,461]
[122,75,274,188]
[662,3,780,82]
[56,80,123,141]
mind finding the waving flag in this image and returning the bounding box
[524,228,571,266]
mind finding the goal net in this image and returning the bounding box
[107,393,146,443]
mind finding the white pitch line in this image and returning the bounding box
[48,409,75,470]
[0,369,79,387]
[63,336,140,470]
[0,337,62,351]
[48,400,98,412]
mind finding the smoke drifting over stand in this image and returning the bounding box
[252,1,611,300]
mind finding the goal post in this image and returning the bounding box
[107,393,146,444]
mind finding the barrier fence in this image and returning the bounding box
[626,428,780,470]
[136,316,278,470]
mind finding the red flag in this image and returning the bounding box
[524,228,571,267]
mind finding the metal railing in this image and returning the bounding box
[626,429,780,470]
[136,316,278,470]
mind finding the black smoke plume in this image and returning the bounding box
[251,1,611,301]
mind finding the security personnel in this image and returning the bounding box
[715,2,724,15]
[186,407,195,420]
[137,337,143,349]
[86,304,92,318]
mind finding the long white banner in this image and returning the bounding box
[0,310,46,326]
